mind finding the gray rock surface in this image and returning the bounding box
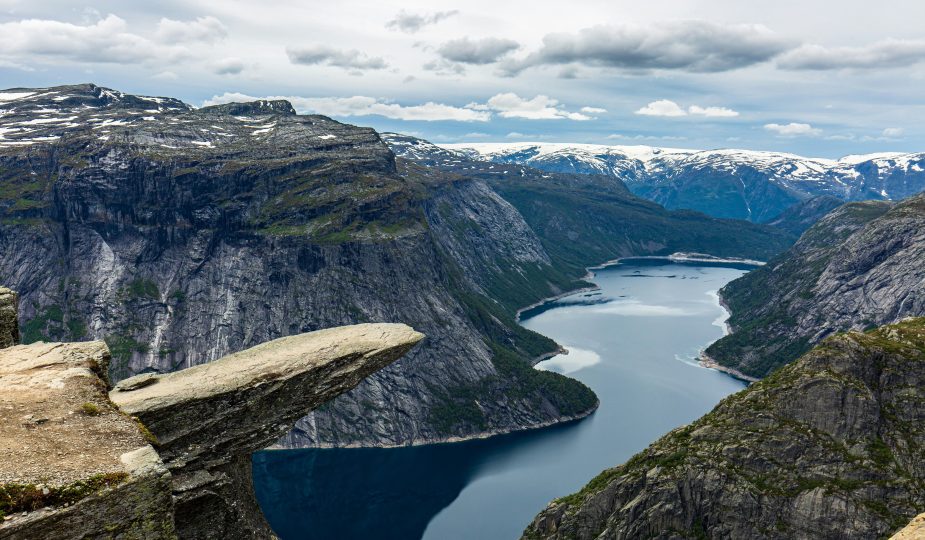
[524,319,925,540]
[762,195,844,236]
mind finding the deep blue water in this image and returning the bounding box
[252,261,750,540]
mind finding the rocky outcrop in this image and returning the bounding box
[111,323,423,539]
[0,288,16,348]
[706,195,925,378]
[0,283,423,539]
[524,318,925,539]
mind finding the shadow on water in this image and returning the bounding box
[252,417,587,540]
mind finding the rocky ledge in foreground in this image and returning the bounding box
[524,318,925,540]
[0,285,423,539]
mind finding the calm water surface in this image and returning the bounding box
[253,260,751,540]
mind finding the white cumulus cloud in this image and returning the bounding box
[0,14,188,65]
[688,105,739,117]
[386,10,458,33]
[214,57,244,75]
[881,127,905,138]
[778,39,925,70]
[636,100,739,118]
[481,93,592,120]
[635,100,687,117]
[764,122,822,137]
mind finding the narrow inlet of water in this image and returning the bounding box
[253,261,750,540]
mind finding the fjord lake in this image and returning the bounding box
[253,260,752,539]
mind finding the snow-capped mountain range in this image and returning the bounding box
[435,141,925,222]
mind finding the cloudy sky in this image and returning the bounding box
[1,0,924,157]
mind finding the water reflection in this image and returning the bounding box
[252,418,587,540]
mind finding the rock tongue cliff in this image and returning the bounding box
[111,323,424,539]
[0,84,597,447]
[706,194,925,378]
[524,318,925,540]
[0,287,424,539]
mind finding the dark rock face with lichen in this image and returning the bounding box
[524,318,925,540]
[706,195,925,378]
[0,84,601,447]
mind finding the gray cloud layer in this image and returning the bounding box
[386,10,458,33]
[437,37,519,64]
[503,21,794,74]
[777,39,925,70]
[286,45,387,70]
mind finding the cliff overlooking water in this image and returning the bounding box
[0,286,423,539]
[0,84,788,447]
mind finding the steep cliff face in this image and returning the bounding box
[0,84,598,447]
[524,319,925,540]
[706,195,925,378]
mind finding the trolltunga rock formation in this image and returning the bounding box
[0,285,423,539]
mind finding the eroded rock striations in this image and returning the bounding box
[0,290,423,539]
[524,319,925,540]
[706,195,925,378]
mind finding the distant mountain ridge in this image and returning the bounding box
[436,141,925,222]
